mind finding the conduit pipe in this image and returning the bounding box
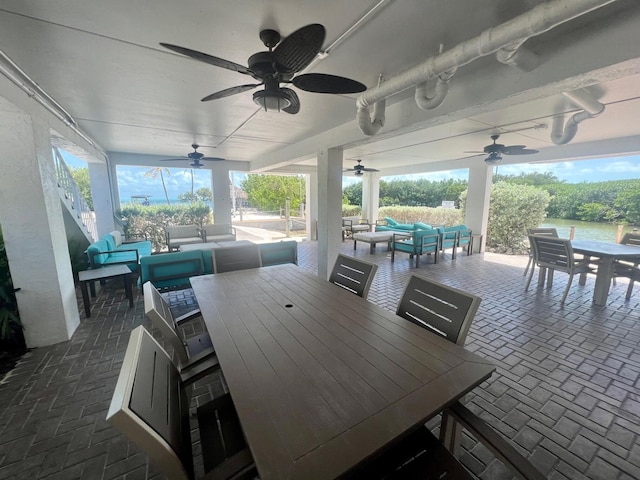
[415,67,457,111]
[496,41,540,72]
[356,0,618,135]
[551,89,605,144]
[357,75,387,135]
[0,49,107,158]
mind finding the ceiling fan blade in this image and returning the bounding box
[201,84,261,102]
[274,24,325,74]
[362,167,380,172]
[280,88,300,114]
[200,157,226,161]
[293,73,366,94]
[160,43,252,75]
[502,146,539,155]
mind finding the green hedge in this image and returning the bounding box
[118,203,212,252]
[378,206,464,226]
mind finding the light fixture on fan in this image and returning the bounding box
[253,89,292,111]
[485,152,503,165]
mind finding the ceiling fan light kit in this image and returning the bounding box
[161,23,366,115]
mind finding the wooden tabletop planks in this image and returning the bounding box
[190,264,495,480]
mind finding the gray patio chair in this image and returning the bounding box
[525,235,594,304]
[165,224,203,252]
[259,240,298,266]
[396,274,481,346]
[523,227,558,277]
[329,254,378,299]
[143,281,218,385]
[613,232,640,299]
[106,326,255,480]
[212,244,262,273]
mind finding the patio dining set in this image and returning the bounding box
[105,245,548,479]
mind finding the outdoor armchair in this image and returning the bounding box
[391,229,440,268]
[165,224,203,252]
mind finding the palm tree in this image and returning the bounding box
[144,167,171,204]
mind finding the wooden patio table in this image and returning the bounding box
[190,264,495,479]
[572,239,640,306]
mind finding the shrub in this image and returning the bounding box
[377,206,463,226]
[341,205,362,216]
[118,202,212,252]
[0,225,24,352]
[463,182,550,254]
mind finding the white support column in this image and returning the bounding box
[361,173,380,224]
[465,163,493,253]
[317,147,343,279]
[0,101,80,347]
[306,172,318,241]
[88,161,116,238]
[211,163,232,226]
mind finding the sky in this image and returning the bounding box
[60,150,640,197]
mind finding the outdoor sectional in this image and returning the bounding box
[86,231,152,272]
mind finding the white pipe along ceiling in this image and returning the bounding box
[356,0,618,136]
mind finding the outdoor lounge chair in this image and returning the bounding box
[525,235,595,303]
[329,254,378,299]
[106,326,256,480]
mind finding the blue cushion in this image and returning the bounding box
[116,240,152,257]
[414,222,432,230]
[384,217,398,226]
[87,240,109,265]
[139,250,207,290]
[103,234,116,251]
[394,223,415,230]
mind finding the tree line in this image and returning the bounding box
[343,173,640,225]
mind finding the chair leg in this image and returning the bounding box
[561,275,573,304]
[523,255,532,277]
[525,264,536,291]
[626,279,635,300]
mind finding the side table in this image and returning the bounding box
[78,265,134,317]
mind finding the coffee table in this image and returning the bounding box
[353,231,397,253]
[78,265,133,317]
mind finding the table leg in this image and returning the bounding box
[592,259,614,306]
[353,239,357,250]
[80,281,91,317]
[123,274,134,308]
[370,242,375,254]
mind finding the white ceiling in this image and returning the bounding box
[1,0,640,175]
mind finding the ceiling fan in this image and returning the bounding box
[466,134,539,165]
[159,144,224,168]
[160,23,366,114]
[343,159,379,176]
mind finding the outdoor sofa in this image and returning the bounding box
[138,240,298,291]
[85,231,152,272]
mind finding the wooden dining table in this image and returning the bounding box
[572,239,640,305]
[190,264,495,479]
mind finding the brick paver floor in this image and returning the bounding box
[1,240,639,479]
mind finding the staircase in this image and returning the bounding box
[53,146,98,243]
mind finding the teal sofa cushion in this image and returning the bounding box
[139,250,209,290]
[413,222,432,230]
[384,217,398,226]
[87,240,109,266]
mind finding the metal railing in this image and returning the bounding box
[53,147,98,242]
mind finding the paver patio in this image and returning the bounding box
[1,240,639,479]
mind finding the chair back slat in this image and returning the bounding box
[396,275,481,345]
[329,254,378,299]
[107,326,193,480]
[143,282,190,366]
[528,227,558,237]
[213,245,262,273]
[259,241,298,266]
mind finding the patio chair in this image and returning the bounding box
[342,216,371,240]
[212,244,262,273]
[391,230,440,268]
[351,402,544,480]
[523,228,558,277]
[106,326,255,480]
[329,254,378,299]
[143,281,219,385]
[396,274,481,346]
[165,224,203,252]
[525,235,594,304]
[259,240,298,266]
[612,232,640,299]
